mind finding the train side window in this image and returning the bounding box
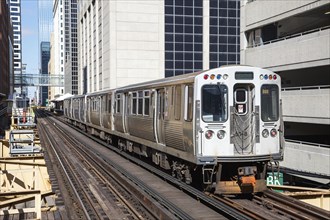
[132,92,137,115]
[184,85,193,122]
[174,85,181,120]
[96,98,100,112]
[102,96,106,112]
[116,94,121,113]
[138,91,143,115]
[108,94,111,113]
[144,91,150,116]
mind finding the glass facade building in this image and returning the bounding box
[38,0,53,43]
[165,0,240,77]
[77,0,240,93]
[165,0,203,77]
[209,0,240,68]
[40,42,50,106]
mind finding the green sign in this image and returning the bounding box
[267,172,283,192]
[267,172,283,186]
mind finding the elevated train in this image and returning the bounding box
[64,65,284,194]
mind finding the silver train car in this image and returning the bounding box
[64,66,284,194]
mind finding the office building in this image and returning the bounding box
[9,0,22,94]
[78,0,240,93]
[0,0,13,99]
[40,42,50,106]
[38,0,53,43]
[53,0,78,96]
[0,0,13,133]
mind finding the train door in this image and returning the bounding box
[123,93,128,133]
[232,84,256,155]
[156,89,165,144]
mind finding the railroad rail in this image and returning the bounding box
[36,111,157,219]
[51,112,254,219]
[37,110,330,219]
[257,190,330,219]
[36,110,230,219]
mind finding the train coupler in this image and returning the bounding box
[214,165,266,194]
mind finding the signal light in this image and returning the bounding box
[204,74,209,80]
[205,130,214,139]
[273,75,277,80]
[269,75,273,80]
[259,74,264,80]
[264,74,268,80]
[210,74,215,80]
[262,129,269,138]
[217,74,221,80]
[217,130,226,139]
[223,74,228,80]
[270,129,277,137]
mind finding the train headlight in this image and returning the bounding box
[205,130,214,139]
[217,130,226,139]
[262,129,269,138]
[270,129,277,137]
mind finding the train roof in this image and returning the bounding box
[115,70,204,93]
[65,65,270,99]
[115,65,261,92]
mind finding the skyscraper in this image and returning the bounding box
[38,0,53,43]
[78,0,240,93]
[38,0,53,106]
[164,0,240,77]
[0,0,13,98]
[9,0,22,94]
[40,42,50,106]
[53,0,78,95]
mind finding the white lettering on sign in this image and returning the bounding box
[267,175,281,185]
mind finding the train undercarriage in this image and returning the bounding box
[67,119,272,194]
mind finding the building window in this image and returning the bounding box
[165,0,203,77]
[209,0,240,68]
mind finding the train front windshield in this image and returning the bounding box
[202,84,228,122]
[261,85,279,122]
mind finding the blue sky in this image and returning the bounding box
[21,0,39,74]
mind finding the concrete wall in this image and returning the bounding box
[79,0,164,93]
[282,89,330,124]
[281,141,330,182]
[243,29,330,71]
[242,0,328,30]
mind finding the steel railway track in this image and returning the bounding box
[37,111,158,219]
[41,110,330,219]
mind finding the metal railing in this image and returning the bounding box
[285,139,330,149]
[248,25,330,48]
[282,85,330,91]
